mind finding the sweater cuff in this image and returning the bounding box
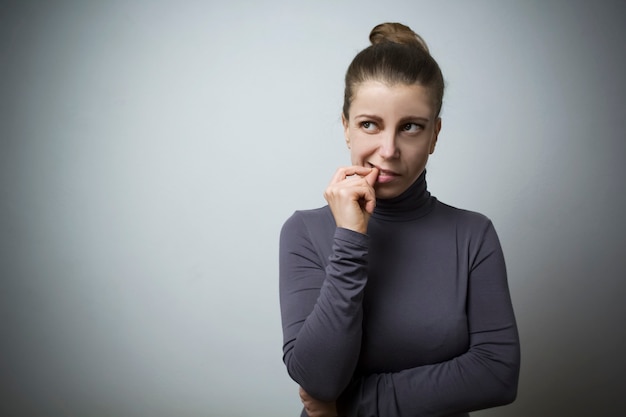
[334,227,369,248]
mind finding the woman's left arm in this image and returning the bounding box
[337,221,521,417]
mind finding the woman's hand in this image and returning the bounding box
[324,166,379,234]
[300,387,338,417]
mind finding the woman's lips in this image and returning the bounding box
[370,164,399,184]
[377,171,398,184]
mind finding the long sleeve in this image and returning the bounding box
[279,210,369,401]
[336,221,520,417]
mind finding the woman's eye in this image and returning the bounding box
[360,121,377,131]
[402,123,422,132]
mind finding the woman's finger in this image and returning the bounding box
[364,166,379,187]
[329,165,374,184]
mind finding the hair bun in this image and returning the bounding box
[369,22,430,53]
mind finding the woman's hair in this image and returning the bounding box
[343,22,445,118]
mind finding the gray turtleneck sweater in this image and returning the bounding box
[279,172,520,417]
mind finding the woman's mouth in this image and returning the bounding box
[377,170,398,184]
[369,164,399,184]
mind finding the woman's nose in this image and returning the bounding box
[378,132,399,159]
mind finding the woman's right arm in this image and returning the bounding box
[279,166,378,402]
[279,213,368,402]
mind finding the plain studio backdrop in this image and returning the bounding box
[1,1,625,416]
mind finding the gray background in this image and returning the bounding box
[1,1,625,416]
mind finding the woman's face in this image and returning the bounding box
[342,80,441,199]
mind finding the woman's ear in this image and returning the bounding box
[342,113,351,149]
[430,117,442,154]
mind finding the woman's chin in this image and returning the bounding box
[374,183,407,200]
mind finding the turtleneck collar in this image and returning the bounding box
[371,170,435,222]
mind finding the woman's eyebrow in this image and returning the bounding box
[398,116,431,123]
[353,114,382,120]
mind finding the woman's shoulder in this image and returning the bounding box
[433,199,495,230]
[280,206,337,259]
[281,205,335,234]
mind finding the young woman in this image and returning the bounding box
[279,22,520,417]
